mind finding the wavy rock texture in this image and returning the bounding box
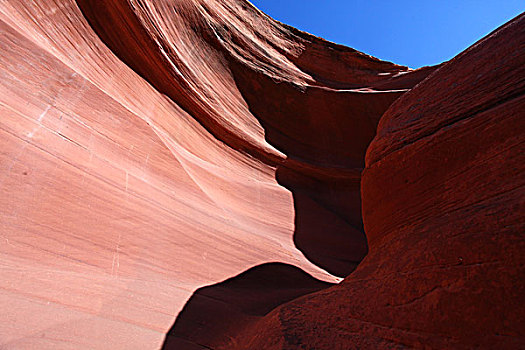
[0,0,521,349]
[227,13,525,350]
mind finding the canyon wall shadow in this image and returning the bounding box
[161,262,334,349]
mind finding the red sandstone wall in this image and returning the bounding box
[230,13,525,350]
[1,1,521,349]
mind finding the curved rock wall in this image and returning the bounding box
[230,12,525,350]
[1,1,520,349]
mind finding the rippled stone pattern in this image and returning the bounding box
[0,1,522,349]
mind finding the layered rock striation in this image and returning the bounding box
[0,1,522,349]
[226,12,525,350]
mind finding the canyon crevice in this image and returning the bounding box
[0,1,522,349]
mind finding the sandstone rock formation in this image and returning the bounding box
[220,12,525,350]
[0,0,522,349]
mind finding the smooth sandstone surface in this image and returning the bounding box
[0,1,522,349]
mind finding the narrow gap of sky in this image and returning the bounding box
[250,0,523,68]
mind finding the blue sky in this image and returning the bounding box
[250,0,523,68]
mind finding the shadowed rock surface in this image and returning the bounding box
[225,13,525,350]
[0,0,522,349]
[162,263,334,349]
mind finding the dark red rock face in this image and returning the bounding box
[229,13,525,350]
[0,0,522,349]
